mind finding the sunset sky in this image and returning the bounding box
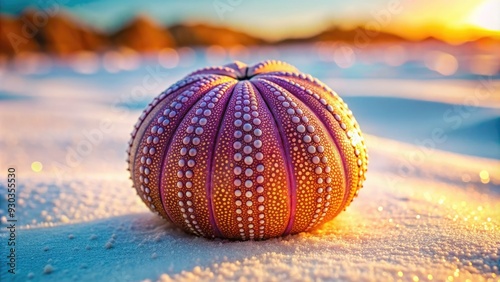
[1,0,499,42]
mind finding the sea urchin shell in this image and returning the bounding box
[127,60,368,240]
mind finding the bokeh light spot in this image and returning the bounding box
[479,170,490,184]
[31,161,43,172]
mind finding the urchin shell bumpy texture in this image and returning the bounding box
[127,60,368,240]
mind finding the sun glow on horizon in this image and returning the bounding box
[466,0,500,31]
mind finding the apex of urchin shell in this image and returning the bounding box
[223,61,249,80]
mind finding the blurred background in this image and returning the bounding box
[0,0,499,172]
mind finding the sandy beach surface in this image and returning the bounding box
[1,45,499,281]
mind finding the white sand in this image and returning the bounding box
[0,51,499,281]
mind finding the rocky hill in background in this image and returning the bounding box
[1,10,494,57]
[279,26,405,45]
[0,10,107,56]
[169,23,265,47]
[0,11,266,56]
